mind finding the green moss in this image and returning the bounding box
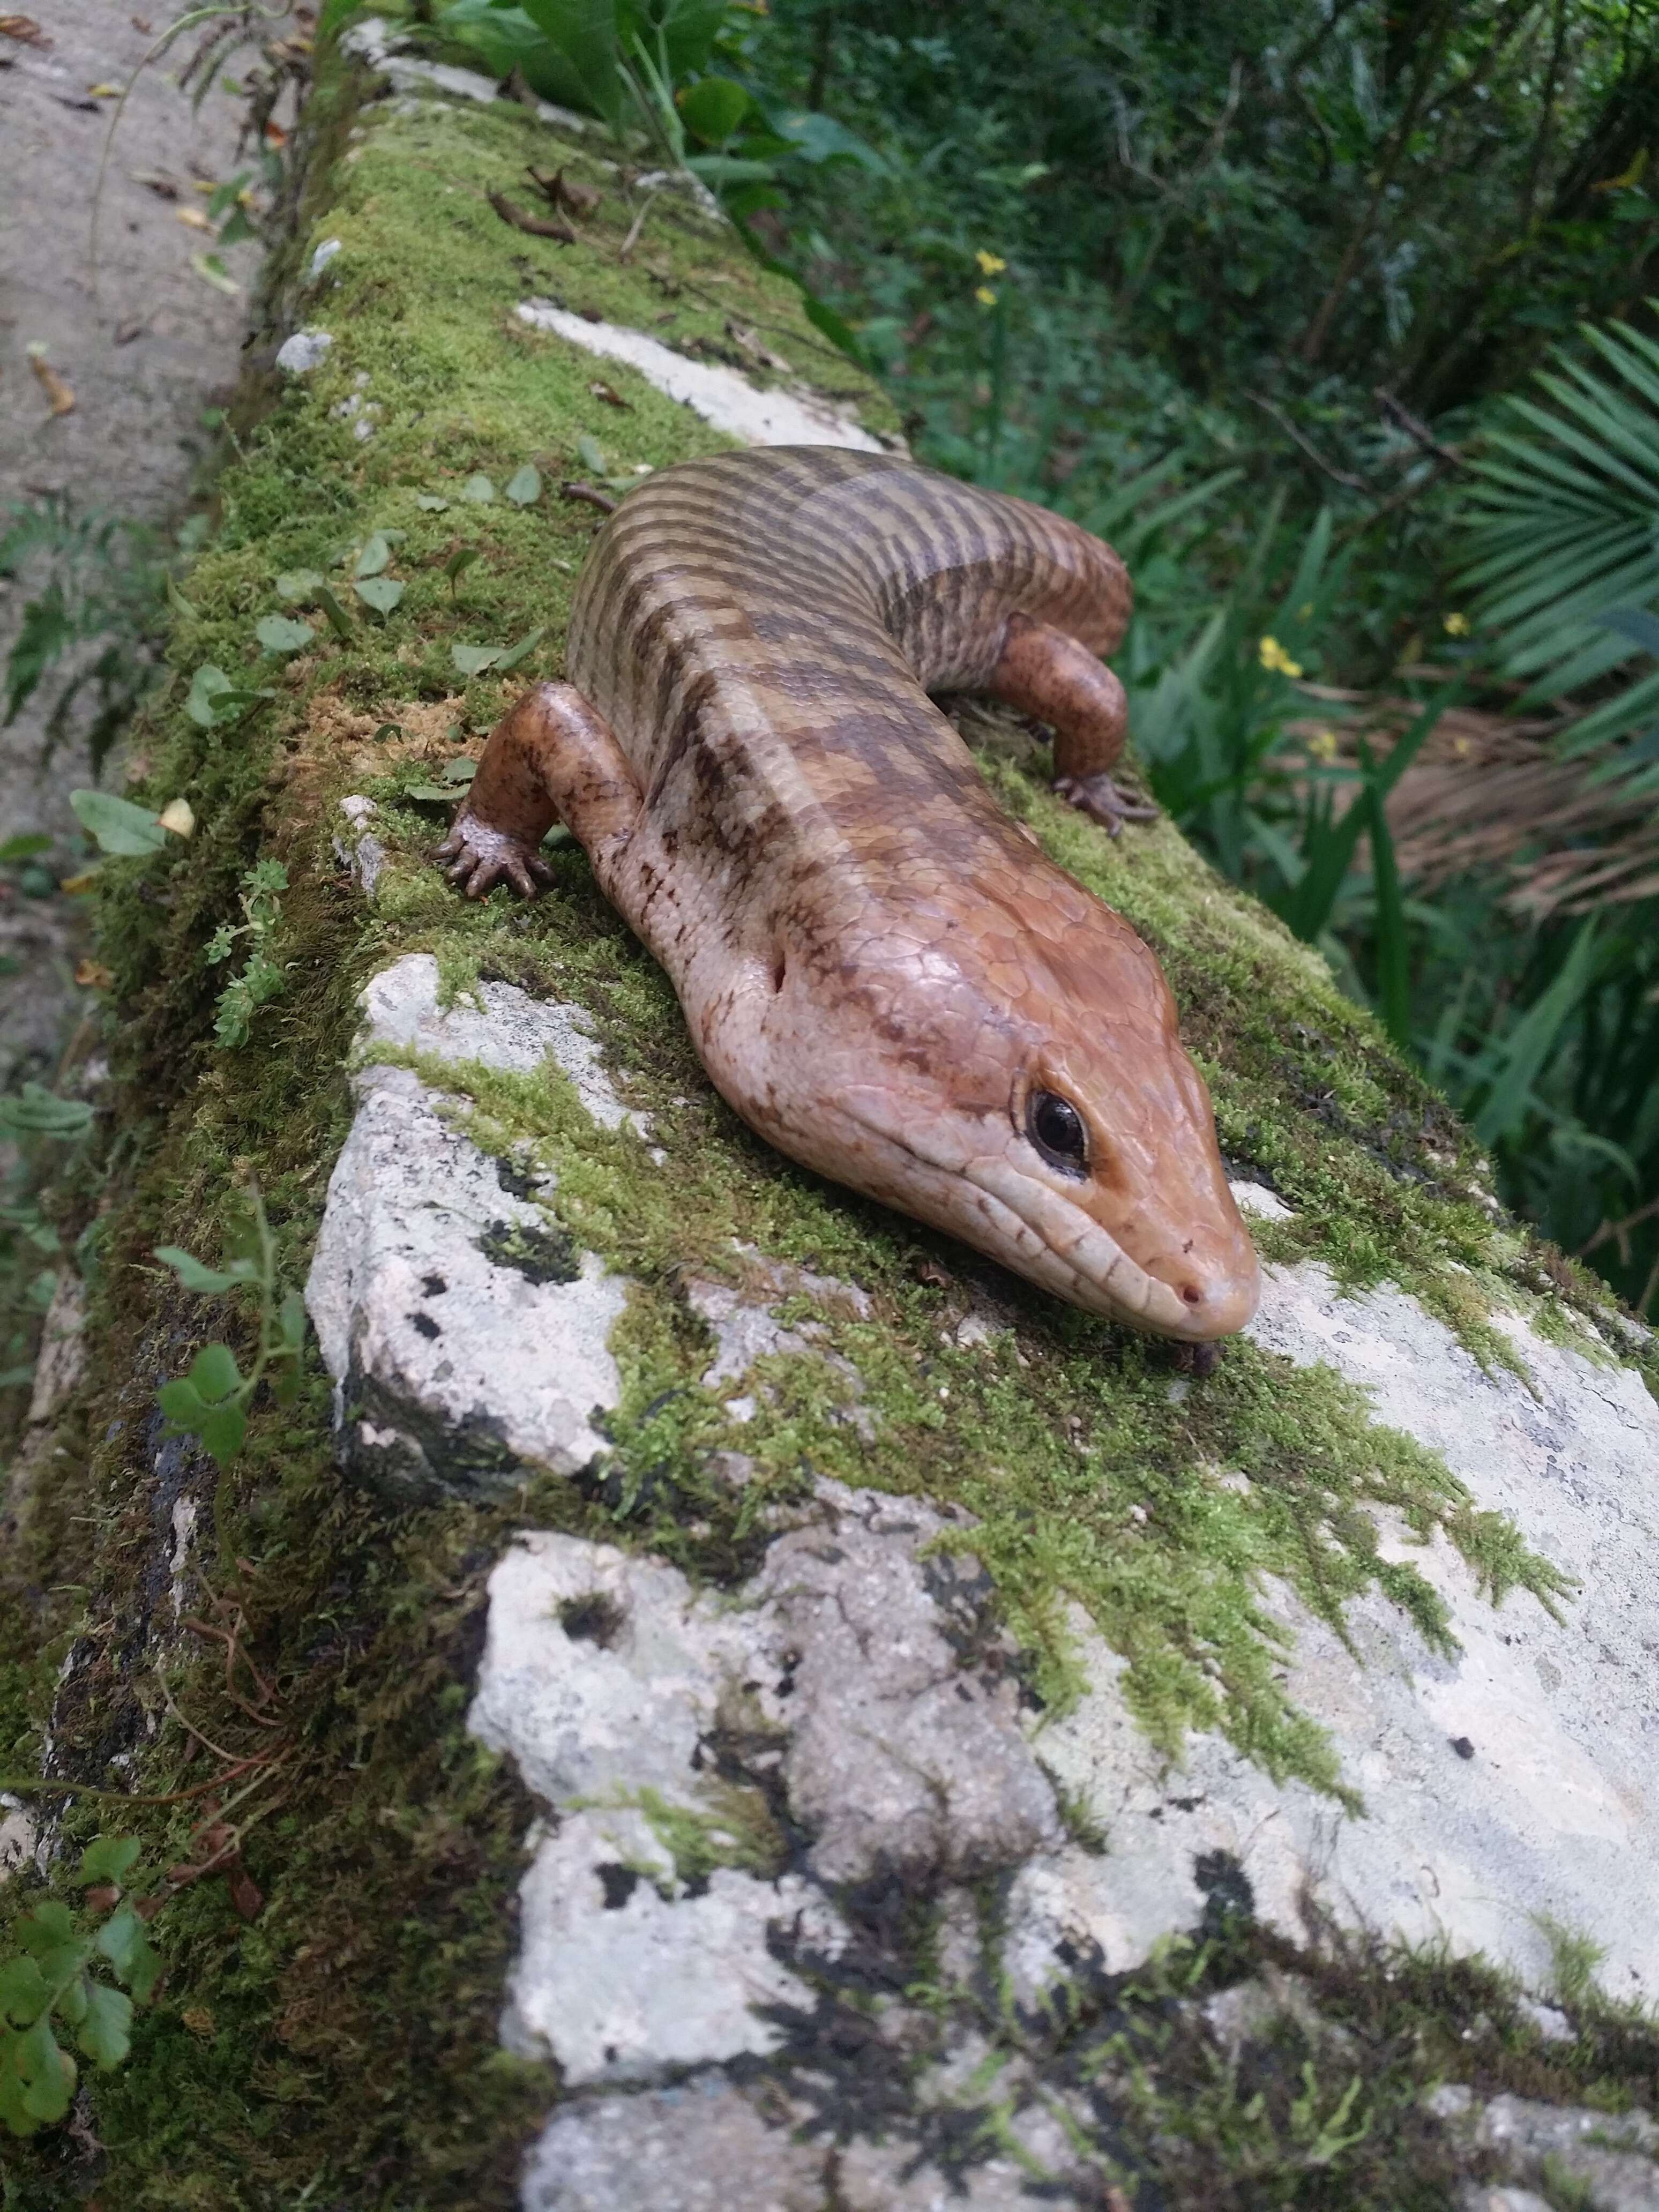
[0,21,1649,2208]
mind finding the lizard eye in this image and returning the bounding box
[1027,1090,1088,1173]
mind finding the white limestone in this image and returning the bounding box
[516,301,890,452]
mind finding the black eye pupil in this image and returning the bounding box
[1029,1091,1086,1163]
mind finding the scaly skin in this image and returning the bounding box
[438,447,1259,1342]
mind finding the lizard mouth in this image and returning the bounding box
[961,1157,1249,1339]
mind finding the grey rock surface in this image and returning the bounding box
[1436,2087,1659,2210]
[305,954,640,1496]
[753,1498,1062,1884]
[1003,1260,1659,2001]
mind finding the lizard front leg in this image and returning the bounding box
[988,611,1157,836]
[437,682,642,900]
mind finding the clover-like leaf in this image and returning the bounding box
[13,2017,74,2125]
[197,1403,249,1466]
[0,1957,48,2030]
[415,492,450,511]
[185,665,233,728]
[77,1837,141,1888]
[504,462,542,506]
[461,473,497,503]
[69,790,167,857]
[274,568,323,603]
[256,614,315,654]
[451,642,504,676]
[354,531,393,578]
[96,1904,161,2000]
[188,1343,241,1403]
[354,576,405,615]
[77,1983,133,2072]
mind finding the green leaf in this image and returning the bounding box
[576,432,608,475]
[461,473,497,504]
[0,833,51,863]
[278,1288,308,1348]
[0,1957,47,2029]
[444,546,482,588]
[274,569,323,603]
[354,531,393,578]
[415,493,450,511]
[77,1983,133,2071]
[188,1343,241,1403]
[314,585,355,640]
[0,1086,94,1138]
[156,1378,206,1422]
[19,1903,74,1955]
[494,626,547,674]
[403,783,461,803]
[185,664,233,727]
[504,462,543,507]
[69,789,167,856]
[679,76,752,145]
[14,2017,73,2124]
[152,1246,242,1292]
[440,756,479,782]
[54,1974,87,2028]
[354,576,405,615]
[78,1836,141,1887]
[166,571,198,619]
[197,1402,248,1466]
[255,614,315,655]
[451,642,505,676]
[95,1904,161,2000]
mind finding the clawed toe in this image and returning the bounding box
[1053,773,1159,838]
[434,814,558,900]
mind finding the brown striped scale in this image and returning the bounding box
[438,447,1260,1341]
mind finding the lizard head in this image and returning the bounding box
[735,847,1260,1343]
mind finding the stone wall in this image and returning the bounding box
[4,18,1658,2209]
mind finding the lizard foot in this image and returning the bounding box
[436,813,558,900]
[1053,772,1159,839]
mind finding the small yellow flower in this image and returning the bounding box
[1258,636,1304,678]
[976,286,999,308]
[1307,728,1338,763]
[1443,611,1470,636]
[975,250,1007,275]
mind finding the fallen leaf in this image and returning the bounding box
[589,379,630,409]
[130,168,179,198]
[87,79,122,96]
[527,165,602,218]
[176,205,214,231]
[504,462,542,506]
[487,188,575,244]
[0,14,49,44]
[75,960,115,990]
[560,479,617,515]
[262,119,286,147]
[157,798,195,838]
[58,870,100,895]
[26,345,74,415]
[227,1866,263,1922]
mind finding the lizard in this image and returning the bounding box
[437,446,1259,1342]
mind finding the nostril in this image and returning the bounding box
[1180,1284,1202,1306]
[769,947,787,994]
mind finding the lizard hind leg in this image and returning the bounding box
[987,610,1157,837]
[437,681,643,900]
